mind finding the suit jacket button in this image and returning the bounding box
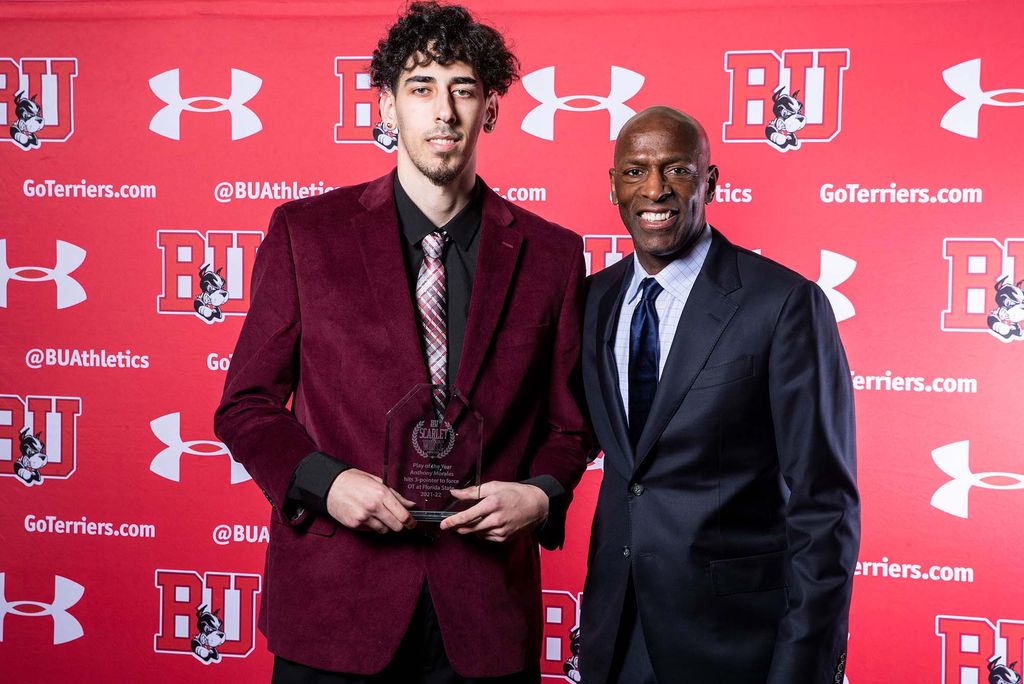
[630,483,645,496]
[622,546,631,558]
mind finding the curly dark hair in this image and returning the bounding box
[370,1,520,96]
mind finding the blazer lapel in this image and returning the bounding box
[595,259,634,472]
[352,173,430,386]
[453,186,522,398]
[633,229,742,471]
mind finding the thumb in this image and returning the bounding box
[450,486,482,501]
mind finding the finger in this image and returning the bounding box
[373,501,409,533]
[440,499,493,530]
[450,487,482,501]
[453,512,504,536]
[381,494,416,530]
[392,491,417,509]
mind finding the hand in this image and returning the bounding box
[439,481,549,542]
[326,468,417,534]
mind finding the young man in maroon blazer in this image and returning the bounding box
[214,3,591,682]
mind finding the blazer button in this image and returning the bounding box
[622,546,631,558]
[630,483,645,496]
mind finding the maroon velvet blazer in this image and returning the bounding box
[214,172,590,676]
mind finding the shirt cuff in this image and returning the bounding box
[285,451,351,520]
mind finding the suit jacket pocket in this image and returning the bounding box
[494,323,550,349]
[691,355,753,390]
[711,549,786,595]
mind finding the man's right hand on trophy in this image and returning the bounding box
[326,468,417,534]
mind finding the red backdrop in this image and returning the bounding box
[2,1,1022,681]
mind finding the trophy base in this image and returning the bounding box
[411,510,455,523]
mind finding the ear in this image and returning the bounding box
[379,89,398,130]
[608,168,618,205]
[483,91,499,133]
[705,165,719,203]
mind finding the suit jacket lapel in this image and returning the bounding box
[595,259,634,473]
[453,186,521,398]
[352,173,430,386]
[633,229,742,471]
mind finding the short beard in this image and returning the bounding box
[413,153,463,187]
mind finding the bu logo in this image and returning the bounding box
[941,59,1024,139]
[541,590,583,680]
[521,66,645,141]
[156,230,263,320]
[149,68,263,141]
[0,239,86,309]
[0,573,84,644]
[942,238,1024,339]
[154,569,262,662]
[936,616,1024,684]
[0,57,78,149]
[149,413,250,484]
[334,56,378,144]
[723,49,850,151]
[0,394,82,483]
[931,441,1024,519]
[583,235,635,276]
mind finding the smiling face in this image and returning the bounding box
[380,57,497,188]
[610,109,718,275]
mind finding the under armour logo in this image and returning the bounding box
[521,66,644,141]
[0,239,87,309]
[149,413,250,484]
[0,573,84,644]
[753,248,856,322]
[941,59,1024,139]
[818,250,857,323]
[149,68,263,141]
[931,440,1024,518]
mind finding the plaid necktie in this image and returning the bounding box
[416,231,448,412]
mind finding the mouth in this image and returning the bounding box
[426,134,461,153]
[636,209,679,229]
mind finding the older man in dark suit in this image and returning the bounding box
[579,106,859,684]
[215,4,590,682]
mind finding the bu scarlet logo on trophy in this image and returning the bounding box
[0,394,82,485]
[0,57,78,150]
[154,569,262,663]
[942,238,1024,342]
[936,616,1024,684]
[156,230,263,322]
[723,49,850,152]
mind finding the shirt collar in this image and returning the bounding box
[394,174,483,251]
[625,224,712,304]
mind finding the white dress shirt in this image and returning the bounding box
[614,225,713,420]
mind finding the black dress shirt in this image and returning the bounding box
[286,175,562,516]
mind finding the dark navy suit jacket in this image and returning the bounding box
[580,228,859,684]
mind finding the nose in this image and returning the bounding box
[640,173,671,203]
[435,91,456,125]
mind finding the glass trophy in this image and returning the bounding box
[384,384,483,522]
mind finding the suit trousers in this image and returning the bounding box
[272,584,540,684]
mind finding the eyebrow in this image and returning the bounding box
[403,75,478,87]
